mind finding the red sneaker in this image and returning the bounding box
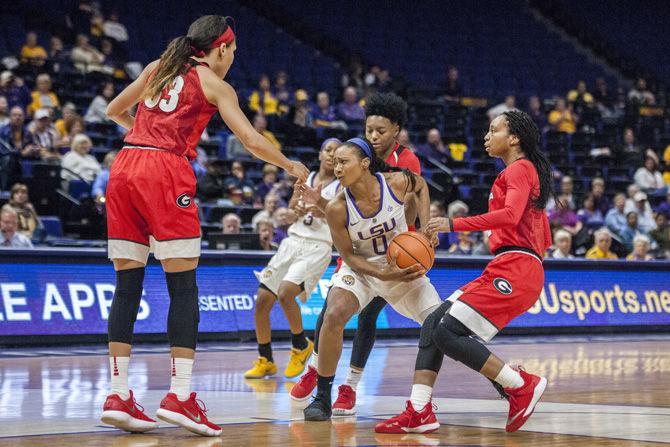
[504,367,547,433]
[289,365,317,401]
[156,392,222,437]
[375,400,439,434]
[100,390,157,433]
[332,384,356,416]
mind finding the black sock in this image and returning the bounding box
[258,342,273,362]
[316,374,335,401]
[291,331,308,350]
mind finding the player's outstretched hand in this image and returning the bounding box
[297,182,323,206]
[381,253,426,282]
[285,160,309,182]
[422,227,439,248]
[426,217,451,234]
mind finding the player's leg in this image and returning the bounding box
[244,285,279,378]
[289,292,324,400]
[277,280,314,378]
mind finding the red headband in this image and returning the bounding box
[190,27,235,58]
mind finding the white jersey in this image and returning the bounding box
[345,173,407,264]
[288,171,340,244]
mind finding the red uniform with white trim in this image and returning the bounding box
[447,159,551,341]
[107,63,217,263]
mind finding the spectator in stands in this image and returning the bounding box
[84,82,115,123]
[252,114,280,151]
[337,86,365,125]
[0,71,31,111]
[273,71,291,107]
[585,228,618,260]
[627,78,656,106]
[289,89,313,128]
[430,201,449,250]
[20,31,47,68]
[71,34,107,74]
[224,160,255,205]
[548,98,577,134]
[547,175,576,211]
[252,193,280,229]
[627,191,656,233]
[196,160,227,202]
[67,0,96,36]
[222,213,241,235]
[0,106,39,173]
[417,127,447,159]
[550,229,574,259]
[593,78,612,108]
[448,231,474,255]
[255,163,279,202]
[103,10,129,44]
[445,199,469,247]
[634,150,666,193]
[527,96,547,132]
[397,128,416,153]
[48,36,70,73]
[28,73,60,116]
[626,234,653,261]
[100,39,122,75]
[30,108,61,162]
[54,103,81,143]
[0,96,9,127]
[655,190,670,219]
[486,95,515,121]
[61,133,101,182]
[442,66,461,102]
[92,150,117,203]
[272,206,292,245]
[548,196,582,235]
[605,192,628,236]
[248,74,278,116]
[256,219,275,251]
[619,211,648,252]
[8,182,41,239]
[650,213,669,259]
[593,78,623,123]
[0,205,33,248]
[567,80,594,116]
[590,177,610,215]
[617,127,643,165]
[341,59,365,95]
[577,193,605,231]
[376,69,392,93]
[313,92,342,130]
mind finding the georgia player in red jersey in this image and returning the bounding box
[100,15,308,437]
[376,110,553,434]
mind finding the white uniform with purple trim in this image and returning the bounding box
[255,172,339,298]
[330,173,441,323]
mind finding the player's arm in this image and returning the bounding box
[327,193,424,282]
[106,60,160,130]
[386,172,431,230]
[199,70,308,182]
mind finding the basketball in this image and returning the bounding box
[387,231,435,271]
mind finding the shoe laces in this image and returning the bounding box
[195,397,208,415]
[337,385,354,400]
[299,366,317,382]
[131,397,145,413]
[385,401,416,425]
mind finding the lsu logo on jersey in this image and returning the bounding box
[356,218,397,241]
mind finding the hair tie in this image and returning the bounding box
[189,45,206,58]
[347,138,373,159]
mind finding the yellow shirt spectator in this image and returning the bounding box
[248,90,278,116]
[20,32,47,67]
[27,73,59,116]
[585,246,618,260]
[548,99,577,134]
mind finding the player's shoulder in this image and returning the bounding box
[505,158,536,177]
[326,190,347,220]
[396,146,421,173]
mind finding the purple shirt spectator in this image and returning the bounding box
[337,87,365,123]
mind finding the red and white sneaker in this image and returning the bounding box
[156,392,222,437]
[504,366,547,433]
[375,400,439,434]
[101,390,157,433]
[289,365,317,401]
[332,384,356,416]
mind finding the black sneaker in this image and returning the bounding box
[304,395,332,421]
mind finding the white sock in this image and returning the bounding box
[410,384,432,410]
[169,357,194,401]
[494,364,524,389]
[309,352,318,369]
[344,367,363,390]
[109,356,130,401]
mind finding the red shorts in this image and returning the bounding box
[446,251,544,341]
[106,147,200,263]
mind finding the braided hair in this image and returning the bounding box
[502,110,555,209]
[343,138,416,190]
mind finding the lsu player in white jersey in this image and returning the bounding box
[297,138,443,421]
[244,138,342,380]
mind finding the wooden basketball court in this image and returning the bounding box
[1,335,668,446]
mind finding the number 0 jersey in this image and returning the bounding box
[345,173,407,264]
[125,63,218,160]
[288,172,340,244]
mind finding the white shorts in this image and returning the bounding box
[108,236,201,264]
[330,263,441,324]
[255,236,332,298]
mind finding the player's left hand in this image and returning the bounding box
[422,228,439,247]
[297,182,323,206]
[285,160,310,182]
[427,217,451,234]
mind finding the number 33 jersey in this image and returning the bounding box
[344,173,407,264]
[125,64,218,160]
[288,171,341,244]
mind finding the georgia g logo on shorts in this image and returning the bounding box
[493,277,513,295]
[176,193,192,208]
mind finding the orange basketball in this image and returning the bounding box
[386,231,435,271]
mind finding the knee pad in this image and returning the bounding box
[418,301,452,348]
[108,267,145,344]
[166,269,199,349]
[433,313,490,371]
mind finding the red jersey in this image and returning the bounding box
[385,143,421,174]
[453,159,551,257]
[125,65,217,160]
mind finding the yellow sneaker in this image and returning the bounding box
[244,357,277,379]
[284,338,314,378]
